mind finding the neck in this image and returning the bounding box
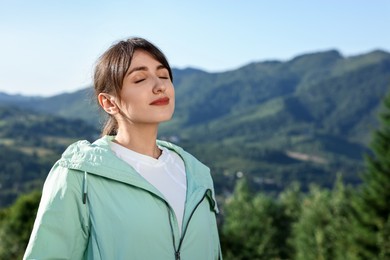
[114,123,161,159]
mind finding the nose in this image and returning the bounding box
[152,76,167,94]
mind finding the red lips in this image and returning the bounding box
[150,97,170,105]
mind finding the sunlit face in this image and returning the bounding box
[115,50,175,126]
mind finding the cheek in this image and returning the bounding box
[170,88,175,111]
[119,92,142,111]
[169,84,175,97]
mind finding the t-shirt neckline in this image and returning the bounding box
[109,141,169,167]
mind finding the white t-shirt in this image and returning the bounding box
[109,141,187,234]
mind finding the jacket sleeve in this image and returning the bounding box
[23,163,90,260]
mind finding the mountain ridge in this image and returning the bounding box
[2,48,389,149]
[1,48,390,205]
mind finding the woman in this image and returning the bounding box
[24,37,222,260]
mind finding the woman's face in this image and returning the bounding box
[116,50,175,125]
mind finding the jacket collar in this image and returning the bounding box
[58,135,218,212]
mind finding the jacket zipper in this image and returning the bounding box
[165,190,210,260]
[165,202,179,259]
[175,190,210,260]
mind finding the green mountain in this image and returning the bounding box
[0,89,99,125]
[1,49,390,205]
[0,106,98,207]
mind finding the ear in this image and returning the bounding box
[98,93,119,115]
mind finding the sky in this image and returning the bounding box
[1,1,389,97]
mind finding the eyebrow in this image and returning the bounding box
[126,64,167,76]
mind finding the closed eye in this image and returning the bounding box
[134,78,145,83]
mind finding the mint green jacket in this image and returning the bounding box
[24,136,221,260]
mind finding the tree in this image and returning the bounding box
[278,182,302,257]
[221,177,292,259]
[0,191,41,259]
[353,93,390,259]
[292,177,357,260]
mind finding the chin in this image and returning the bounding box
[157,111,174,122]
[158,115,174,123]
[144,109,174,124]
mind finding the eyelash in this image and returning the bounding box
[134,79,145,84]
[134,75,169,84]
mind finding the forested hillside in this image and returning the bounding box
[0,106,98,207]
[1,49,390,205]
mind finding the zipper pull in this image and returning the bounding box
[175,251,180,260]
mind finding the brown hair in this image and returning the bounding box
[93,37,173,136]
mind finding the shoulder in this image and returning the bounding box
[57,136,116,171]
[45,162,85,193]
[61,136,112,159]
[61,139,95,159]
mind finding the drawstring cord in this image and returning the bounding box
[83,171,88,204]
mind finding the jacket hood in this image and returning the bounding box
[58,135,218,212]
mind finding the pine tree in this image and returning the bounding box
[221,177,293,259]
[353,93,390,259]
[221,177,257,259]
[278,182,302,257]
[291,174,359,260]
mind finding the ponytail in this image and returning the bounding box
[101,115,118,136]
